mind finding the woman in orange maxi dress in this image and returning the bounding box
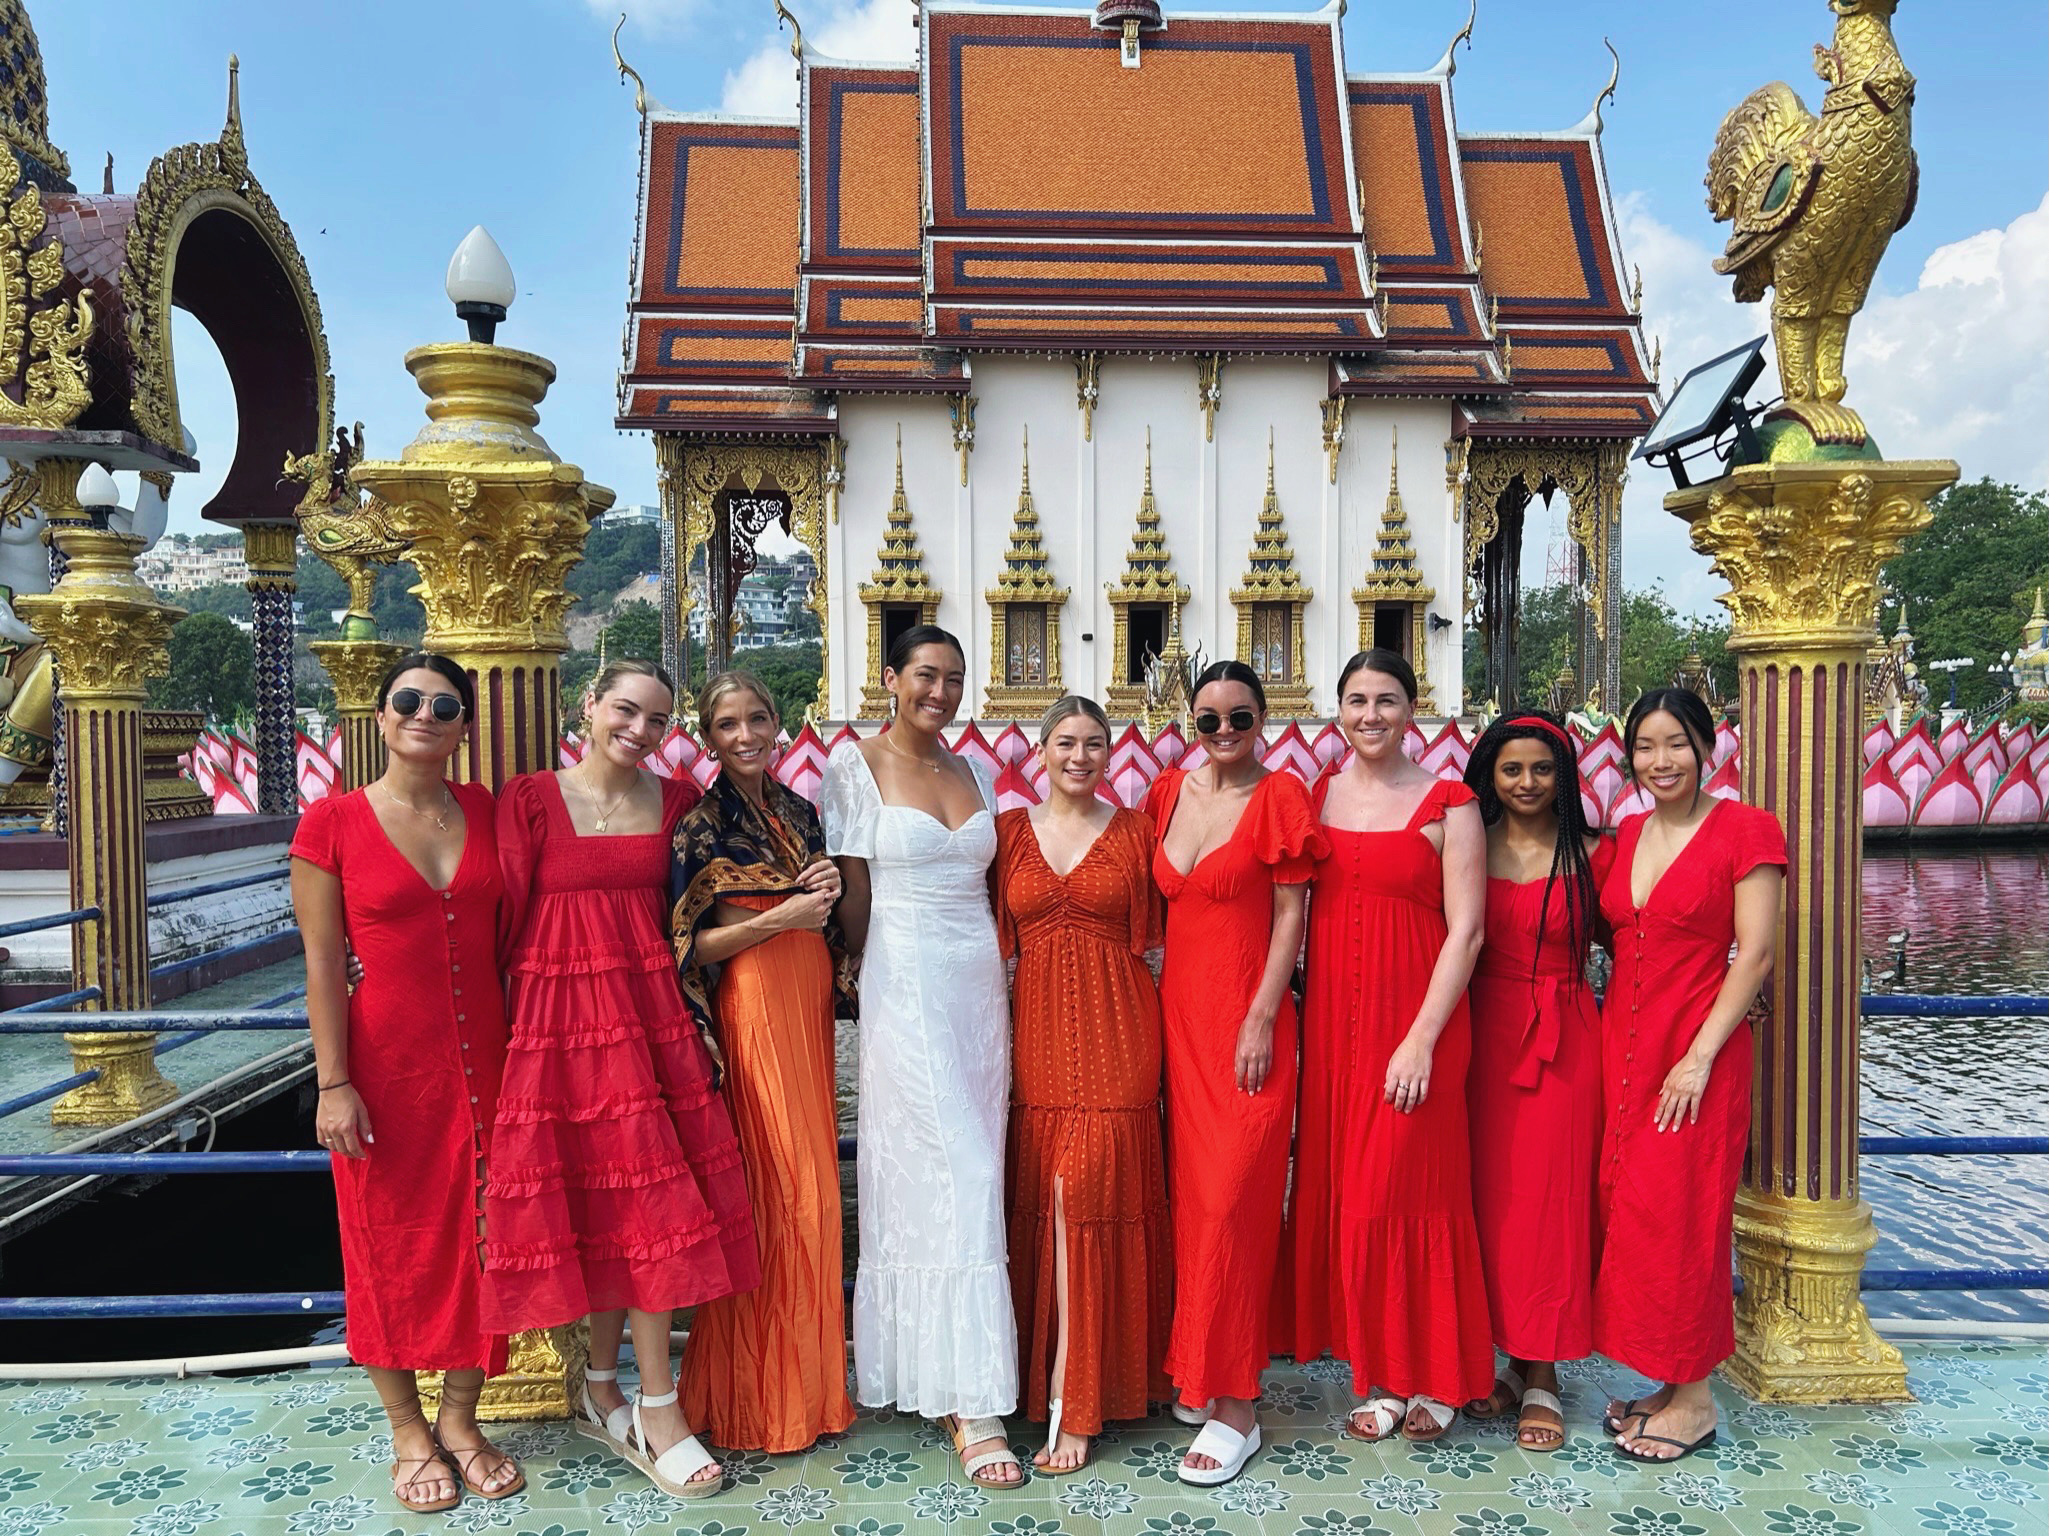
[995,696,1171,1475]
[1282,649,1491,1445]
[673,671,855,1454]
[1143,661,1322,1488]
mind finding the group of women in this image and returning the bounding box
[291,628,1783,1513]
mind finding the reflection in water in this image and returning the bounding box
[833,847,2049,1323]
[1860,846,2048,1322]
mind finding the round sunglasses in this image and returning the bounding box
[385,687,466,724]
[1194,708,1258,736]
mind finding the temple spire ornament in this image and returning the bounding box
[858,428,942,718]
[1230,429,1312,717]
[1105,428,1190,717]
[1353,427,1437,711]
[984,426,1067,715]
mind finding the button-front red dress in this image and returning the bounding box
[1143,767,1323,1408]
[1280,777,1493,1409]
[1593,800,1786,1382]
[1467,840,1614,1364]
[482,772,759,1330]
[290,783,509,1374]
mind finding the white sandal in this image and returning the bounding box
[1344,1394,1408,1442]
[946,1415,1023,1488]
[1177,1418,1261,1487]
[623,1389,723,1499]
[1401,1395,1458,1443]
[1170,1395,1214,1427]
[576,1366,634,1453]
[1517,1387,1567,1452]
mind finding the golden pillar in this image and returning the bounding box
[305,637,401,791]
[1672,458,1955,1402]
[353,285,609,1421]
[15,526,181,1124]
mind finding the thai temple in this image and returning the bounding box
[617,0,1658,721]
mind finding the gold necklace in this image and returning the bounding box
[883,730,945,775]
[377,781,451,832]
[575,766,635,832]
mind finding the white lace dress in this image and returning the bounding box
[820,744,1018,1418]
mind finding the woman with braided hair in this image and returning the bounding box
[1459,712,1610,1451]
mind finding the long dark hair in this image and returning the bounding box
[1623,686,1717,811]
[1192,658,1266,713]
[1464,710,1598,982]
[885,623,965,676]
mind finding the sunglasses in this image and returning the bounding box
[1194,708,1258,736]
[386,688,465,724]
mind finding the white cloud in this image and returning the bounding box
[1612,192,2049,617]
[719,0,919,116]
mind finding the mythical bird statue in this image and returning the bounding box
[1706,0,1919,445]
[284,422,405,640]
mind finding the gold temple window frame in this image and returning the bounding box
[1104,428,1189,719]
[1352,426,1437,712]
[1229,430,1313,718]
[983,426,1068,717]
[856,427,941,720]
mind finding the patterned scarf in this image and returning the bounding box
[669,769,848,1030]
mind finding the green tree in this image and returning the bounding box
[151,611,255,722]
[567,522,662,605]
[166,581,252,624]
[600,600,663,663]
[1880,479,2049,715]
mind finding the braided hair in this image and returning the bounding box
[1463,710,1599,983]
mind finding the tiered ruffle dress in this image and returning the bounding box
[481,772,758,1330]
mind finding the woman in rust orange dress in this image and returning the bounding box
[996,695,1170,1476]
[673,671,855,1454]
[1142,660,1323,1488]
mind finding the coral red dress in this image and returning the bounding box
[1593,800,1786,1382]
[290,783,509,1374]
[1143,767,1323,1407]
[996,807,1172,1435]
[482,772,758,1330]
[1467,840,1615,1363]
[1281,777,1493,1408]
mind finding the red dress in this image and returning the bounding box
[1467,840,1615,1363]
[1281,777,1493,1408]
[290,784,509,1374]
[1593,800,1786,1382]
[1143,768,1323,1407]
[482,772,759,1329]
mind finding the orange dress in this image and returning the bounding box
[996,808,1172,1435]
[1143,768,1325,1407]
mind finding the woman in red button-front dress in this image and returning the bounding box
[1596,688,1783,1464]
[1142,660,1323,1488]
[1281,648,1491,1447]
[485,660,758,1500]
[292,653,521,1515]
[1459,711,1611,1451]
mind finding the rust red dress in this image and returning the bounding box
[290,783,509,1374]
[1280,777,1493,1408]
[996,807,1172,1435]
[482,772,759,1330]
[1467,839,1615,1363]
[1593,800,1786,1382]
[1143,767,1323,1407]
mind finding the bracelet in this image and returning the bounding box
[318,1079,351,1093]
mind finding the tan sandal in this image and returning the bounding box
[1516,1388,1566,1452]
[391,1451,461,1514]
[433,1428,525,1500]
[946,1415,1023,1488]
[1465,1366,1526,1421]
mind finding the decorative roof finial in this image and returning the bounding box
[1573,37,1620,137]
[1143,425,1154,494]
[1265,426,1277,499]
[893,424,906,499]
[102,152,114,194]
[222,53,247,166]
[1020,423,1031,493]
[612,14,651,117]
[1432,0,1477,78]
[1388,421,1400,496]
[773,0,805,62]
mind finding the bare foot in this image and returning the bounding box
[390,1420,457,1510]
[1034,1428,1090,1472]
[635,1396,722,1487]
[1605,1383,1673,1436]
[588,1372,629,1424]
[1619,1397,1716,1461]
[433,1413,520,1496]
[1182,1395,1255,1473]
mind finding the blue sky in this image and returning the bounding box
[36,0,2049,605]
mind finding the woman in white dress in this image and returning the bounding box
[821,625,1021,1489]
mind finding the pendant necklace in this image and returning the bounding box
[378,781,451,832]
[577,768,634,833]
[883,731,945,775]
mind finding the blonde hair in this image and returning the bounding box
[1038,693,1112,745]
[696,669,778,736]
[591,657,675,704]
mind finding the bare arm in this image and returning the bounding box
[1657,863,1782,1130]
[835,854,872,959]
[1236,880,1308,1094]
[1384,800,1486,1110]
[695,886,832,965]
[291,858,371,1159]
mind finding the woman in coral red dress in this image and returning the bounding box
[996,695,1171,1476]
[1142,660,1322,1488]
[1597,688,1783,1464]
[485,659,758,1499]
[1460,712,1611,1451]
[1281,649,1491,1445]
[291,653,520,1515]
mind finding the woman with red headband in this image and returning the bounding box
[1459,711,1610,1451]
[1282,649,1491,1445]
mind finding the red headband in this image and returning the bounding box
[1505,715,1576,752]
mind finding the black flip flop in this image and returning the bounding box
[1615,1428,1716,1464]
[1602,1397,1649,1436]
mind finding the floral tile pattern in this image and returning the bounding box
[1,1344,2042,1536]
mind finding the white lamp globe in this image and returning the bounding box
[77,462,120,509]
[445,226,516,310]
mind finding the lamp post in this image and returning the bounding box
[1928,656,1972,719]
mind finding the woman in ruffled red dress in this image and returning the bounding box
[1460,712,1611,1451]
[1142,660,1323,1488]
[1281,648,1491,1445]
[484,659,758,1499]
[1597,688,1783,1464]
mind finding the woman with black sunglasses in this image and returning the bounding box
[291,654,523,1514]
[1141,661,1324,1487]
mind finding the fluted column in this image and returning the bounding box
[307,638,402,790]
[15,526,182,1124]
[242,522,300,815]
[1671,458,1955,1403]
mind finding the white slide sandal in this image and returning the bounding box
[1170,1396,1214,1427]
[624,1390,724,1499]
[1176,1419,1261,1487]
[575,1366,634,1453]
[1344,1394,1409,1442]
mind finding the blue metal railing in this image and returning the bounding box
[144,869,290,909]
[0,905,100,941]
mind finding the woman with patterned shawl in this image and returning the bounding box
[671,671,856,1453]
